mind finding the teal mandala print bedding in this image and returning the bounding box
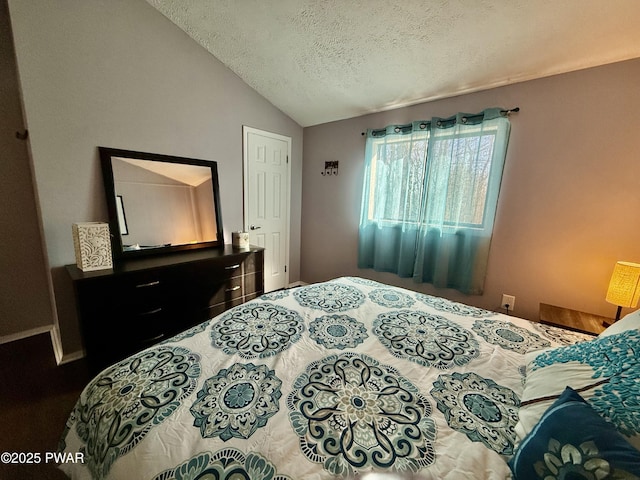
[417,293,496,318]
[287,353,436,476]
[431,372,520,455]
[531,321,595,345]
[368,288,416,308]
[210,302,304,358]
[374,310,480,369]
[63,346,201,478]
[152,448,292,480]
[473,318,551,354]
[308,314,368,349]
[293,282,365,312]
[190,363,281,441]
[259,289,290,301]
[58,277,596,480]
[161,321,208,344]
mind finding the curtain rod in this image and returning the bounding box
[360,107,520,136]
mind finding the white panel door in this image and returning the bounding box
[243,127,291,293]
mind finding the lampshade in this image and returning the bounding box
[605,261,640,310]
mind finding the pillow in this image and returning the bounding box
[515,329,640,450]
[509,387,640,479]
[599,308,640,337]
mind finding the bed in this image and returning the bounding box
[58,276,640,479]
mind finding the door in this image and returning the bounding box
[243,126,291,293]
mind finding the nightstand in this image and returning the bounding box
[539,303,610,336]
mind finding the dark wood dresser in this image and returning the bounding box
[66,245,264,372]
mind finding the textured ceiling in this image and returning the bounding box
[146,0,640,127]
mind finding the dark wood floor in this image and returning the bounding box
[0,333,91,480]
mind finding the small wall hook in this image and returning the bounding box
[16,129,29,140]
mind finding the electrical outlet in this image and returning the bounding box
[501,294,515,311]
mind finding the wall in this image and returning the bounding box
[8,0,303,359]
[301,58,640,323]
[0,0,54,340]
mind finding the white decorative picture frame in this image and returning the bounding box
[232,231,250,249]
[72,222,113,271]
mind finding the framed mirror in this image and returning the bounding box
[99,147,224,259]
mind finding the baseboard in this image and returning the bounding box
[50,325,64,364]
[49,327,85,365]
[0,325,52,345]
[57,348,86,365]
[288,281,308,288]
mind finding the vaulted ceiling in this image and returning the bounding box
[146,0,640,127]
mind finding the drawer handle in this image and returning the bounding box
[226,286,241,292]
[225,264,241,270]
[136,280,160,288]
[140,307,163,316]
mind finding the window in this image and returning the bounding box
[366,134,427,224]
[358,109,511,294]
[365,127,499,230]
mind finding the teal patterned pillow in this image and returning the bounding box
[509,387,640,479]
[516,329,640,450]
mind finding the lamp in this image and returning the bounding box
[605,261,640,321]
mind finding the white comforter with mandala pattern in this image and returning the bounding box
[58,277,591,480]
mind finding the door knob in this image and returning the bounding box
[250,225,262,230]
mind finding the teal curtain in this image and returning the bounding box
[358,108,511,294]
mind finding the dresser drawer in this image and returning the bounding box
[205,297,245,319]
[84,270,167,314]
[67,246,265,373]
[243,271,263,297]
[244,251,264,274]
[244,292,261,303]
[121,275,166,314]
[126,305,169,343]
[199,255,244,280]
[174,260,245,307]
[205,276,244,306]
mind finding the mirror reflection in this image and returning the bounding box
[100,147,224,259]
[112,157,218,250]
